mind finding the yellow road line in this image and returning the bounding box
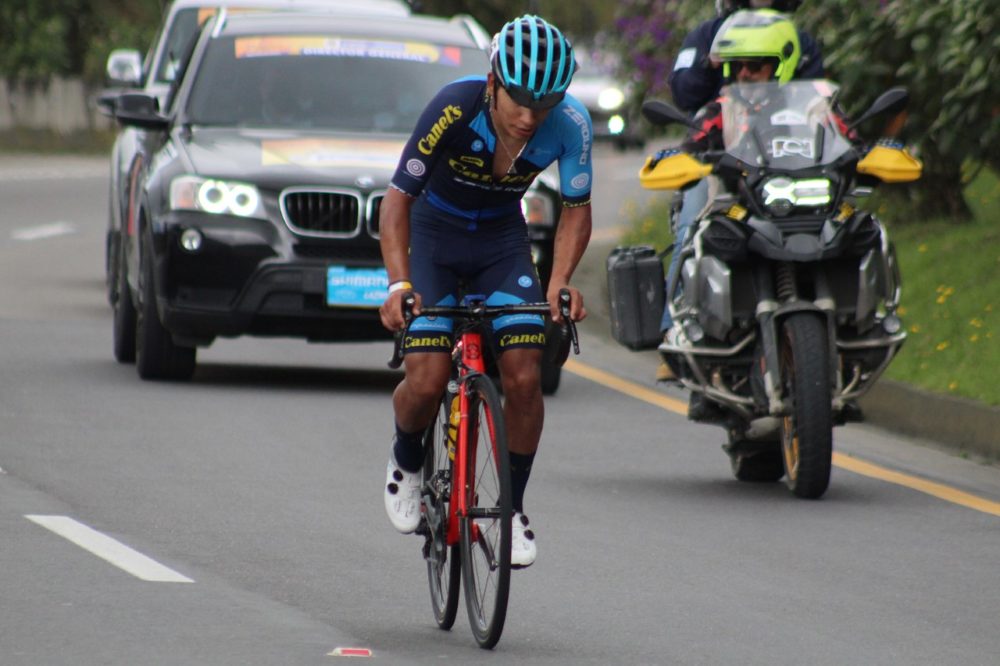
[564,359,1000,518]
[831,453,1000,517]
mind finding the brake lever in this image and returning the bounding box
[558,288,580,356]
[387,292,415,369]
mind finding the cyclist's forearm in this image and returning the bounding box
[549,204,592,286]
[379,188,414,284]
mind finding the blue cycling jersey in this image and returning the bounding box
[390,76,593,220]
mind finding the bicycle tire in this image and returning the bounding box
[459,374,512,649]
[423,394,461,630]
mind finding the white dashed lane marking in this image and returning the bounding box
[11,221,77,242]
[25,515,194,583]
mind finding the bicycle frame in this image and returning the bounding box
[447,325,490,548]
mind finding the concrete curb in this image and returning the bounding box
[578,238,1000,462]
[859,380,1000,461]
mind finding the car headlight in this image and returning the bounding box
[170,175,265,218]
[761,177,831,216]
[597,87,625,111]
[521,190,555,227]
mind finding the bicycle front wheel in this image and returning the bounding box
[424,394,461,630]
[459,374,512,649]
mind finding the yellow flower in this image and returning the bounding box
[917,243,928,253]
[986,304,994,312]
[935,341,950,351]
[948,381,959,391]
[897,306,907,315]
[970,334,979,342]
[909,324,921,333]
[970,318,984,328]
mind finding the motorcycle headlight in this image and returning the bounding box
[761,177,832,216]
[597,87,625,111]
[170,175,266,218]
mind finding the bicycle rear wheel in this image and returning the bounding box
[459,374,512,649]
[423,394,461,630]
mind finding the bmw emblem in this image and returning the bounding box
[355,175,375,188]
[471,139,484,152]
[518,275,533,288]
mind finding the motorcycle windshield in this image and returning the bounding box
[720,80,854,169]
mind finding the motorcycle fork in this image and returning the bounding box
[752,264,784,415]
[755,263,840,416]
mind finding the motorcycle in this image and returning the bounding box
[637,80,921,498]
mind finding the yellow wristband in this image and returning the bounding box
[387,280,412,294]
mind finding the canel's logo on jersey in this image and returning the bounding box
[418,104,463,155]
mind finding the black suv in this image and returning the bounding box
[109,9,566,391]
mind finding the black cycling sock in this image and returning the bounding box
[393,424,425,473]
[509,451,535,514]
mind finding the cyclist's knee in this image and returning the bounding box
[498,352,543,400]
[403,354,450,400]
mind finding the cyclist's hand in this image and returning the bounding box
[547,283,586,323]
[380,289,422,332]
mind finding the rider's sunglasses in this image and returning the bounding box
[503,83,566,110]
[729,60,770,75]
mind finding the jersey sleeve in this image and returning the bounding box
[389,79,477,197]
[668,19,724,114]
[554,95,593,207]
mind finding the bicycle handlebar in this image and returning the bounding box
[387,288,579,369]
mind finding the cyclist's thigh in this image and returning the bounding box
[472,226,546,356]
[406,208,461,355]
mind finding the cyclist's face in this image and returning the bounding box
[488,74,551,140]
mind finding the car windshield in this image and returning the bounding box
[155,7,211,85]
[184,33,486,132]
[719,80,854,170]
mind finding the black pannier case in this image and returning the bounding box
[606,246,665,350]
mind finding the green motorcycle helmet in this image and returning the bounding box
[710,9,801,84]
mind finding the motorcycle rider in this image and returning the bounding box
[658,0,823,381]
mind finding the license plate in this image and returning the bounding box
[326,266,388,308]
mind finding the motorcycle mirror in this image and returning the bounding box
[849,87,909,131]
[641,99,698,129]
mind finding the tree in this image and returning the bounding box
[797,0,999,221]
[0,0,159,83]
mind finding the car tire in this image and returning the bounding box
[136,244,196,381]
[112,239,136,364]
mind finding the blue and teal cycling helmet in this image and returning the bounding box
[490,15,576,110]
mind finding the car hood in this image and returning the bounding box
[177,127,407,188]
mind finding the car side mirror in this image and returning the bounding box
[641,99,697,130]
[114,92,169,131]
[105,49,143,88]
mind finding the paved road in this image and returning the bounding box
[1,151,999,665]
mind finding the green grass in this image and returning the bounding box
[624,169,1000,407]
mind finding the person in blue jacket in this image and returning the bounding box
[657,0,823,381]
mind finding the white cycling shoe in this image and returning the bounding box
[511,512,537,568]
[384,454,422,534]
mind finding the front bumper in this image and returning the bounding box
[150,212,389,345]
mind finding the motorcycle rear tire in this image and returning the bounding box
[778,313,833,499]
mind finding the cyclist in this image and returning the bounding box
[658,0,823,381]
[378,15,593,569]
